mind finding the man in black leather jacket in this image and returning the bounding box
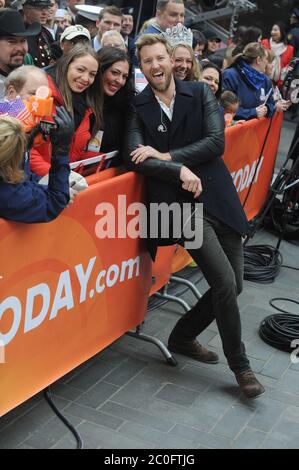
[124,34,265,399]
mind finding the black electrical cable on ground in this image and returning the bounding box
[44,387,83,449]
[243,244,282,283]
[259,298,299,353]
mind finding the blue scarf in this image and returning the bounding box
[239,59,265,90]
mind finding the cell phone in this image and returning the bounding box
[39,120,57,135]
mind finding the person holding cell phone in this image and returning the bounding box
[29,43,104,176]
[0,108,73,223]
[222,42,276,121]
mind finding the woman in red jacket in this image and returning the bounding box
[262,22,294,89]
[30,43,103,176]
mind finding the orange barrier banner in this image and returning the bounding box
[0,115,284,416]
[0,172,151,416]
[223,113,283,221]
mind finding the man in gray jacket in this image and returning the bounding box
[125,34,265,399]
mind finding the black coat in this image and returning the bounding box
[124,79,249,259]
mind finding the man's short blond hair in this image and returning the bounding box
[136,34,171,64]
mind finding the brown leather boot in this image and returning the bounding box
[235,369,265,399]
[168,338,219,364]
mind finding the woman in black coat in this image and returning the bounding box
[97,46,135,165]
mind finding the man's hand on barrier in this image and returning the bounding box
[180,166,202,199]
[51,106,74,159]
[131,144,171,164]
[256,105,268,119]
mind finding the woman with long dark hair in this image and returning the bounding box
[200,61,222,99]
[30,44,104,176]
[97,46,134,163]
[262,22,294,88]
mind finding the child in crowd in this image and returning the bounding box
[220,90,245,127]
[0,107,73,223]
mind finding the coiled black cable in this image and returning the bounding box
[259,298,299,353]
[243,244,282,283]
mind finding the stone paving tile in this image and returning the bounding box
[56,357,95,385]
[183,362,235,387]
[267,388,299,407]
[104,357,148,387]
[245,357,267,374]
[16,443,36,449]
[93,347,129,367]
[0,397,70,449]
[143,397,216,432]
[154,383,200,407]
[23,414,83,449]
[276,369,299,395]
[63,402,124,430]
[261,351,292,379]
[107,373,165,410]
[76,421,153,449]
[167,424,233,449]
[117,421,192,449]
[75,381,120,409]
[50,382,84,402]
[232,427,266,449]
[246,397,287,432]
[65,360,118,391]
[100,401,174,432]
[260,406,299,449]
[0,393,43,432]
[211,405,254,439]
[52,435,79,450]
[191,385,241,420]
[142,361,211,394]
[245,338,277,362]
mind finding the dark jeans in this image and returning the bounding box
[171,212,250,374]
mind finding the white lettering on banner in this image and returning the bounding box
[50,270,74,320]
[231,157,264,193]
[75,257,97,303]
[0,297,22,345]
[119,258,140,282]
[0,256,141,346]
[24,283,50,333]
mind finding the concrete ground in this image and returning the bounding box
[0,118,298,450]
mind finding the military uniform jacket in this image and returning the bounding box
[27,25,53,68]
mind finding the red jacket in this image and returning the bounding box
[261,39,294,88]
[30,75,99,176]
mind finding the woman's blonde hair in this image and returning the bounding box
[171,43,201,81]
[0,116,26,184]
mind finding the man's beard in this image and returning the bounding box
[148,70,172,93]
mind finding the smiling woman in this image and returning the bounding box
[29,44,104,176]
[171,43,200,81]
[97,46,134,162]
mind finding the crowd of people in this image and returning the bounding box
[0,0,298,400]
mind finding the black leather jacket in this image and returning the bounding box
[124,79,248,259]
